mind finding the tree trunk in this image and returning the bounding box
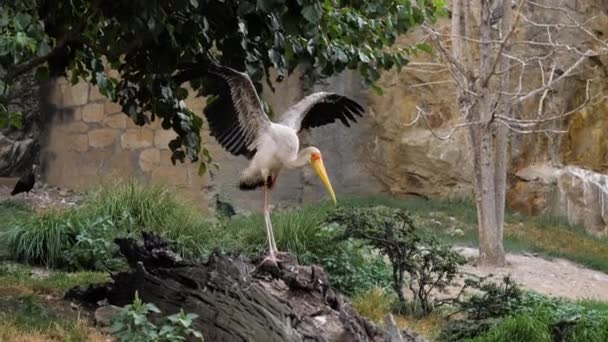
[470,0,508,266]
[65,232,426,342]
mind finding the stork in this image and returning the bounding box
[202,63,365,263]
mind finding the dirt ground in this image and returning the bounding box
[0,178,84,212]
[457,247,608,301]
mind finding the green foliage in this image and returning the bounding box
[306,238,392,296]
[110,292,203,342]
[1,210,77,267]
[0,0,442,169]
[440,278,608,342]
[1,181,214,269]
[220,205,392,295]
[62,216,127,272]
[468,310,553,342]
[457,276,524,320]
[326,206,466,315]
[0,200,32,237]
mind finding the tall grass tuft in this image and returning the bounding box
[470,309,553,342]
[81,180,202,232]
[1,210,77,267]
[79,180,213,259]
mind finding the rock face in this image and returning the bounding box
[508,164,608,236]
[0,72,41,176]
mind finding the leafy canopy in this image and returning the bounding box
[0,0,443,171]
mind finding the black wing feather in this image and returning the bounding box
[278,93,365,132]
[200,64,269,159]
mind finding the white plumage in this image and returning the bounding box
[202,63,365,263]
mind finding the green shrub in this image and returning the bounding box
[62,216,128,272]
[306,239,392,296]
[326,206,466,315]
[456,275,524,320]
[441,280,608,342]
[110,292,203,342]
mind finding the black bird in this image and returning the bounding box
[11,165,37,197]
[214,193,237,218]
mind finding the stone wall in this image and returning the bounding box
[40,69,384,212]
[41,77,211,209]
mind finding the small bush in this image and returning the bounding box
[455,275,524,320]
[307,238,392,296]
[110,292,203,342]
[62,216,128,272]
[326,206,466,315]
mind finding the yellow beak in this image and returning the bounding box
[311,157,337,206]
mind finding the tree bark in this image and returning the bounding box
[66,232,425,342]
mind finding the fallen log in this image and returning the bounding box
[66,232,406,342]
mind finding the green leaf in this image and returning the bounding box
[189,0,199,8]
[416,42,433,54]
[302,4,322,24]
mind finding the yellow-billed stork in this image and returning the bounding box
[202,63,364,263]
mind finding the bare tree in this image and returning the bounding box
[406,0,607,265]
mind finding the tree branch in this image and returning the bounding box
[3,35,70,82]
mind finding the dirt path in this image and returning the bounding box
[457,247,608,301]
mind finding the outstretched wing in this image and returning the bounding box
[277,92,365,132]
[201,63,270,159]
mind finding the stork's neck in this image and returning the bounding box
[287,146,319,169]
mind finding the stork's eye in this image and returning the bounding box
[310,152,322,162]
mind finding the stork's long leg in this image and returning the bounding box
[263,186,277,261]
[265,188,278,252]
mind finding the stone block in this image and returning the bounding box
[72,107,83,121]
[104,114,127,129]
[82,103,105,123]
[68,134,89,152]
[89,85,107,101]
[160,150,174,166]
[154,129,177,149]
[121,129,154,149]
[139,148,160,172]
[105,101,123,115]
[88,129,118,148]
[151,166,188,186]
[64,121,89,133]
[63,82,89,107]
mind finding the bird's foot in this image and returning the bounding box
[255,250,290,268]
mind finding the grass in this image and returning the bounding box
[0,295,106,342]
[0,262,109,296]
[0,262,109,341]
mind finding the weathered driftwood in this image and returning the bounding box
[66,232,394,342]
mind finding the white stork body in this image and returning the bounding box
[201,63,364,263]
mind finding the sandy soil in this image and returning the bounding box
[457,247,608,301]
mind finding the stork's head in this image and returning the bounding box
[309,147,337,206]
